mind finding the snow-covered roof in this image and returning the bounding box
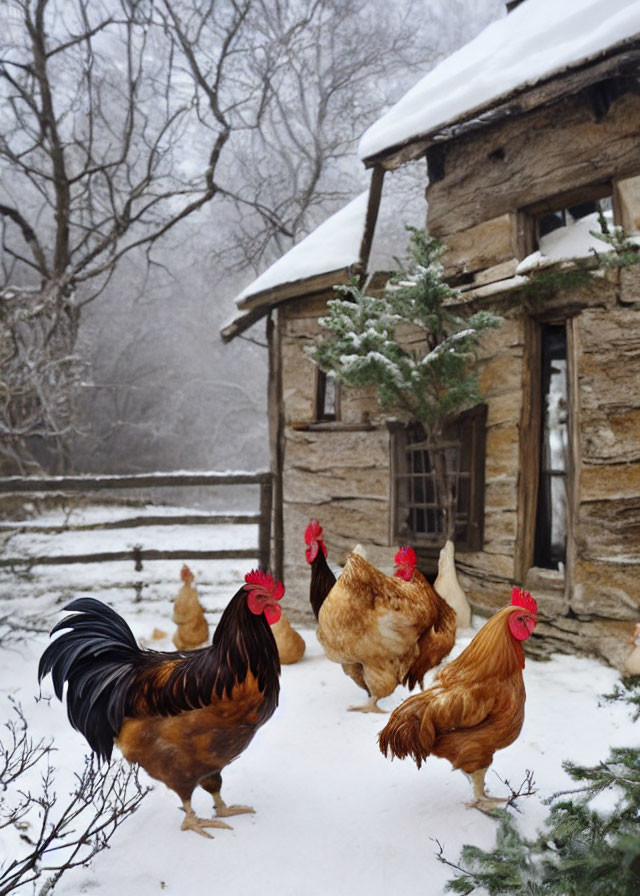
[359,0,640,163]
[234,191,369,310]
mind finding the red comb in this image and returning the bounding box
[305,520,323,545]
[511,587,537,615]
[244,569,284,600]
[243,570,284,623]
[180,564,193,581]
[394,546,417,568]
[304,519,327,563]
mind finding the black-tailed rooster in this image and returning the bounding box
[38,569,283,838]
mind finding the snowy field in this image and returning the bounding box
[0,508,637,896]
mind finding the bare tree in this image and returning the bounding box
[0,699,149,896]
[0,0,308,471]
[0,0,504,475]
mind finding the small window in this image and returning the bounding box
[534,324,568,569]
[392,405,487,551]
[521,185,614,258]
[314,369,340,422]
[537,195,613,242]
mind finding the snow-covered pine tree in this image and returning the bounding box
[309,228,501,541]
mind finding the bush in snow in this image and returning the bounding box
[0,699,149,896]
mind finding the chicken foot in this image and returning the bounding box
[347,694,387,714]
[465,767,508,812]
[180,799,233,839]
[211,791,256,818]
[200,772,256,818]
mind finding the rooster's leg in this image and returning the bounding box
[347,694,387,714]
[201,772,256,817]
[180,799,233,838]
[465,767,508,812]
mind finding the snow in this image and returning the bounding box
[359,0,640,161]
[235,192,369,308]
[1,506,638,896]
[516,209,621,273]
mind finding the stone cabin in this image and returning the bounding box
[223,0,640,669]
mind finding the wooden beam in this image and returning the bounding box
[358,165,385,275]
[221,269,356,343]
[235,268,355,313]
[0,548,261,568]
[0,471,271,493]
[565,316,581,608]
[0,513,260,534]
[515,318,542,581]
[267,311,285,582]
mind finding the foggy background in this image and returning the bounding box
[1,0,505,479]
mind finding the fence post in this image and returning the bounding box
[258,475,273,572]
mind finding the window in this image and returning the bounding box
[520,184,614,257]
[392,405,487,551]
[534,324,568,569]
[314,369,340,422]
[536,194,613,242]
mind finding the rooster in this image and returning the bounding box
[38,570,282,838]
[379,588,537,811]
[304,521,456,712]
[305,519,336,620]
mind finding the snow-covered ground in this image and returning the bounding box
[0,508,636,895]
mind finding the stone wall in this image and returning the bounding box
[277,294,394,617]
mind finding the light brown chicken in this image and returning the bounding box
[305,521,456,713]
[271,613,306,664]
[172,564,209,650]
[379,588,537,810]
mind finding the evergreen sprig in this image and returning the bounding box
[589,216,640,269]
[309,228,502,431]
[439,688,640,895]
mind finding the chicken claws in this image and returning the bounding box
[347,696,387,713]
[181,801,233,838]
[213,793,255,817]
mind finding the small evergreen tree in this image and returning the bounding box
[309,228,501,541]
[438,680,640,895]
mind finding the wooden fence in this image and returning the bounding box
[0,471,273,572]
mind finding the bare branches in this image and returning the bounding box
[0,285,86,474]
[0,698,150,896]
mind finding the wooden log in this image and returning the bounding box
[427,91,640,237]
[0,513,260,534]
[0,471,271,493]
[0,547,260,568]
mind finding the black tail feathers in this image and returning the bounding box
[38,597,140,762]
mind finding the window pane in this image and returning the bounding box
[535,325,568,569]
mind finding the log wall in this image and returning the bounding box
[277,294,393,615]
[274,85,640,668]
[428,91,640,239]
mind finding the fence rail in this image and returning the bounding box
[0,471,273,572]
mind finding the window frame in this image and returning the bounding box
[313,368,341,423]
[517,181,615,257]
[390,404,487,553]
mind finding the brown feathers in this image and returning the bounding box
[379,604,535,775]
[316,550,456,707]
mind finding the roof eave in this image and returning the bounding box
[361,36,640,170]
[220,266,359,343]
